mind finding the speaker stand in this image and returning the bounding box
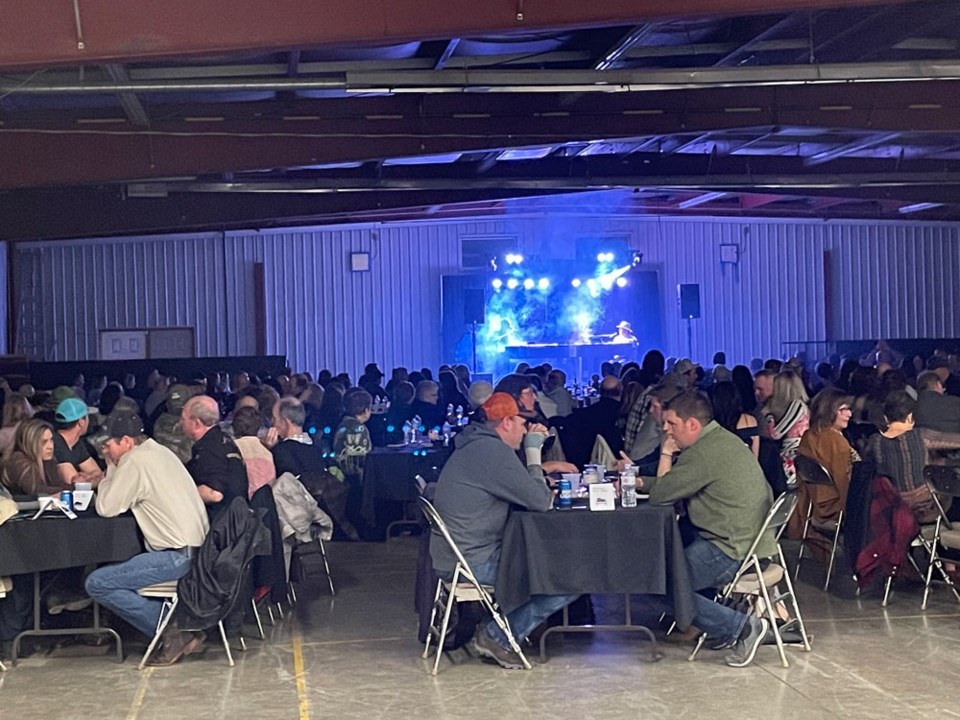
[471,322,478,373]
[686,318,693,359]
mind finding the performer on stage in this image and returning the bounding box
[611,320,639,346]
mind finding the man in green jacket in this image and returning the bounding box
[641,389,775,668]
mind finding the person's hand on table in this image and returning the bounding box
[542,461,578,475]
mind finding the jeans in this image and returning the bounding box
[646,536,747,646]
[444,555,577,651]
[84,549,193,637]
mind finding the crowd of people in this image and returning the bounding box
[3,340,960,669]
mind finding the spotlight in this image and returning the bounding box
[506,278,519,289]
[616,277,628,288]
[596,252,605,262]
[586,279,598,291]
[505,253,524,265]
[523,278,535,290]
[600,277,614,290]
[571,278,582,288]
[538,278,550,290]
[492,278,503,289]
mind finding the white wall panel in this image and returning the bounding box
[14,214,960,374]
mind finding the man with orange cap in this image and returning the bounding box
[431,392,576,669]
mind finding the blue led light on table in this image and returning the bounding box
[419,425,426,433]
[323,426,332,435]
[308,426,317,435]
[386,424,395,432]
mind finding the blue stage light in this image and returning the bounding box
[523,278,535,290]
[505,253,524,265]
[538,278,550,290]
[492,278,503,289]
[586,279,598,290]
[616,277,628,288]
[596,252,606,262]
[506,278,519,289]
[571,278,582,288]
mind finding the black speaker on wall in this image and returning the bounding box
[463,289,486,324]
[678,283,701,319]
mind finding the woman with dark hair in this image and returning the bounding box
[638,350,665,387]
[837,359,861,393]
[708,381,759,457]
[797,388,859,525]
[98,382,125,416]
[385,367,409,398]
[731,365,757,414]
[1,418,64,495]
[0,393,34,457]
[438,370,469,413]
[313,381,345,446]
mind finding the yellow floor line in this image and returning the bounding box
[125,667,154,720]
[292,621,311,720]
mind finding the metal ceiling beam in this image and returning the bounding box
[804,132,901,166]
[713,14,803,67]
[7,60,960,95]
[3,79,960,189]
[104,64,150,127]
[435,39,461,71]
[0,0,918,70]
[593,25,655,71]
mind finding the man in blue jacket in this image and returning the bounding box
[431,392,575,669]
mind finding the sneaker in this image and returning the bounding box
[468,627,526,670]
[725,616,769,668]
[47,595,94,615]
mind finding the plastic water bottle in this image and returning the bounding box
[442,421,452,446]
[402,421,412,445]
[446,404,455,424]
[620,464,638,508]
[455,405,465,426]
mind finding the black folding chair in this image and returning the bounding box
[795,455,844,591]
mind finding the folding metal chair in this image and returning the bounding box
[914,466,960,609]
[136,581,236,670]
[0,576,11,672]
[689,492,812,668]
[418,496,531,674]
[795,454,844,591]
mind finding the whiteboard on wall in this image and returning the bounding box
[100,330,148,360]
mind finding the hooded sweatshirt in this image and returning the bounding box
[430,422,552,573]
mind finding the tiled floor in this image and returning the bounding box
[2,538,959,720]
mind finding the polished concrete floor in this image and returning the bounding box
[2,538,959,720]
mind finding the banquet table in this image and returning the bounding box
[0,510,142,664]
[360,444,451,539]
[497,503,695,659]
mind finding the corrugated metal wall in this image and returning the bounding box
[13,215,960,374]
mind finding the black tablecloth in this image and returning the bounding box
[360,445,452,528]
[497,504,695,628]
[0,513,142,576]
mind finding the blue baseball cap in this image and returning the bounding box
[55,397,89,423]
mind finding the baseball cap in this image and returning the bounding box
[50,385,78,407]
[167,384,191,411]
[55,397,89,423]
[481,392,520,421]
[104,410,145,440]
[468,380,494,409]
[674,358,700,375]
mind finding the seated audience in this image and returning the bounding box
[410,380,446,431]
[544,370,575,418]
[638,390,774,668]
[181,395,249,521]
[865,391,957,525]
[1,419,66,495]
[708,381,759,457]
[0,393,33,457]
[152,384,195,464]
[730,365,757,414]
[467,380,494,410]
[914,370,960,433]
[761,370,808,439]
[232,406,277,499]
[561,376,624,468]
[623,381,684,470]
[438,370,469,413]
[85,410,210,666]
[53,398,103,487]
[333,388,374,483]
[752,369,776,419]
[360,363,388,401]
[431,393,576,669]
[313,381,345,447]
[384,381,416,443]
[270,396,359,540]
[797,388,859,526]
[670,359,700,388]
[385,367,409,398]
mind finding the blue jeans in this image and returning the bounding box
[84,549,193,637]
[445,555,577,651]
[647,537,747,646]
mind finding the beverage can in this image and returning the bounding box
[558,478,573,508]
[59,490,74,513]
